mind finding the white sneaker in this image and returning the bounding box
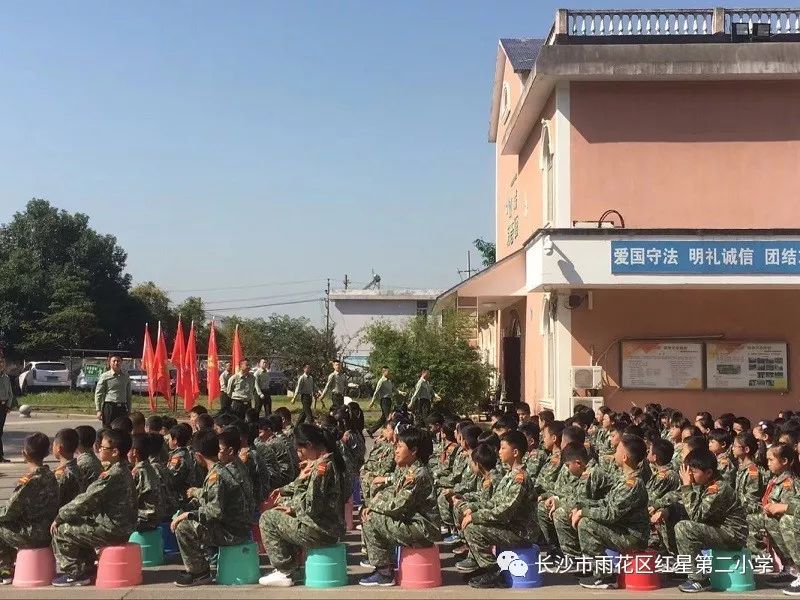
[356,524,362,531]
[259,570,294,587]
[784,575,800,596]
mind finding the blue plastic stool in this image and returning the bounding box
[352,476,362,506]
[216,542,260,585]
[128,529,165,567]
[158,522,179,556]
[707,548,755,592]
[305,544,348,588]
[497,546,543,588]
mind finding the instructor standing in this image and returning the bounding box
[367,366,394,436]
[253,358,272,417]
[318,360,347,411]
[94,355,132,427]
[292,364,315,424]
[408,368,434,425]
[0,358,14,463]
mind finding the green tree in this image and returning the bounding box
[364,311,493,414]
[473,238,496,267]
[131,281,174,327]
[175,296,208,348]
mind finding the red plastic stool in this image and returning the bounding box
[95,543,143,589]
[396,546,442,589]
[344,498,354,532]
[250,522,265,554]
[12,547,55,588]
[618,550,661,591]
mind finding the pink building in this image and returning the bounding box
[438,8,800,422]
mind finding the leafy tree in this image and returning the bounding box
[175,296,208,348]
[364,311,493,414]
[473,238,496,267]
[131,281,174,327]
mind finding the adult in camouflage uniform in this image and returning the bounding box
[673,448,747,593]
[259,424,345,587]
[52,429,137,585]
[359,426,440,587]
[172,430,250,586]
[0,433,59,581]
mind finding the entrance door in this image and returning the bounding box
[502,336,521,405]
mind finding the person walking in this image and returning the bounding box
[253,358,272,417]
[94,356,132,427]
[367,366,394,436]
[318,360,347,411]
[218,362,233,414]
[292,364,315,424]
[408,368,434,425]
[226,359,256,417]
[0,358,14,463]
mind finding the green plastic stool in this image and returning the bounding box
[709,548,755,592]
[128,529,165,567]
[305,543,348,588]
[216,542,260,585]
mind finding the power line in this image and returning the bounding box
[208,298,323,312]
[202,289,321,306]
[166,279,321,294]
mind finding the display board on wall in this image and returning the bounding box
[706,341,789,391]
[621,341,704,390]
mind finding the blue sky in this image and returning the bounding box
[0,1,781,323]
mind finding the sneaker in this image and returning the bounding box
[678,579,712,593]
[456,557,479,572]
[358,569,395,587]
[0,570,12,585]
[355,524,362,531]
[784,575,800,596]
[52,573,92,587]
[258,569,294,587]
[359,559,373,569]
[469,569,509,589]
[441,534,461,545]
[770,572,798,588]
[579,574,618,590]
[452,544,469,557]
[174,570,212,587]
[440,526,450,535]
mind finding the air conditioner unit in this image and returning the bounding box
[570,366,603,390]
[570,396,605,413]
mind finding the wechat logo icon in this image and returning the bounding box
[496,550,528,577]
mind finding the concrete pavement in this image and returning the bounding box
[0,412,785,599]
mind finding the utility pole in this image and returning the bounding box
[343,274,350,290]
[325,278,331,353]
[458,250,479,280]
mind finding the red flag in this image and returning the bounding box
[171,318,186,400]
[154,322,174,410]
[183,322,201,410]
[207,321,220,407]
[141,323,156,412]
[232,324,243,375]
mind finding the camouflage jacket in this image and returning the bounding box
[150,456,178,518]
[370,461,440,538]
[578,468,649,536]
[76,451,103,486]
[294,453,345,541]
[0,465,59,544]
[362,438,395,479]
[523,448,548,483]
[735,460,767,515]
[716,450,738,488]
[536,448,562,496]
[646,465,681,510]
[167,446,197,497]
[682,478,747,543]
[225,457,256,516]
[133,460,164,529]
[471,464,533,531]
[55,458,84,508]
[194,462,250,542]
[561,462,613,512]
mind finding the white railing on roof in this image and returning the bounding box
[549,7,800,40]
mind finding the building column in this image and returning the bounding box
[554,291,573,420]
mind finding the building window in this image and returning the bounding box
[416,301,428,317]
[500,82,511,124]
[539,120,554,226]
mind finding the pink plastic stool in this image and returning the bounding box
[618,550,661,591]
[95,543,143,589]
[396,546,442,589]
[12,547,55,588]
[344,498,354,531]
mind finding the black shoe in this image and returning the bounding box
[579,574,618,589]
[0,458,10,464]
[469,568,509,589]
[174,570,212,587]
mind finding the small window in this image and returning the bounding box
[539,120,555,225]
[416,301,429,317]
[500,82,511,124]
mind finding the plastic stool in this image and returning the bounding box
[216,542,260,585]
[397,546,442,589]
[158,522,179,556]
[95,544,143,589]
[708,548,755,592]
[129,529,165,567]
[250,522,265,554]
[344,498,354,531]
[497,546,543,589]
[305,544,348,588]
[612,550,661,591]
[12,547,55,588]
[352,476,362,506]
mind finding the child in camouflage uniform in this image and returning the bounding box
[129,433,165,531]
[259,424,345,587]
[438,424,482,543]
[74,425,102,486]
[359,426,441,587]
[645,438,680,553]
[0,433,59,584]
[52,429,137,587]
[520,421,546,482]
[732,431,767,556]
[673,447,747,593]
[708,428,738,487]
[53,428,84,507]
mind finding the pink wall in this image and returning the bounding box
[570,81,800,228]
[569,289,800,423]
[499,298,527,404]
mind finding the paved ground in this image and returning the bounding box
[0,412,786,598]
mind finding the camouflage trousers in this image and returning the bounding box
[363,513,438,568]
[576,517,647,576]
[175,519,247,575]
[760,513,800,566]
[0,524,50,570]
[746,512,767,556]
[437,491,455,529]
[260,509,337,572]
[675,520,743,582]
[463,522,526,568]
[537,501,558,547]
[53,523,130,577]
[553,506,580,557]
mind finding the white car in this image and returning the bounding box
[18,361,71,393]
[128,369,149,395]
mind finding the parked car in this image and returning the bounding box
[128,369,149,395]
[18,361,71,394]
